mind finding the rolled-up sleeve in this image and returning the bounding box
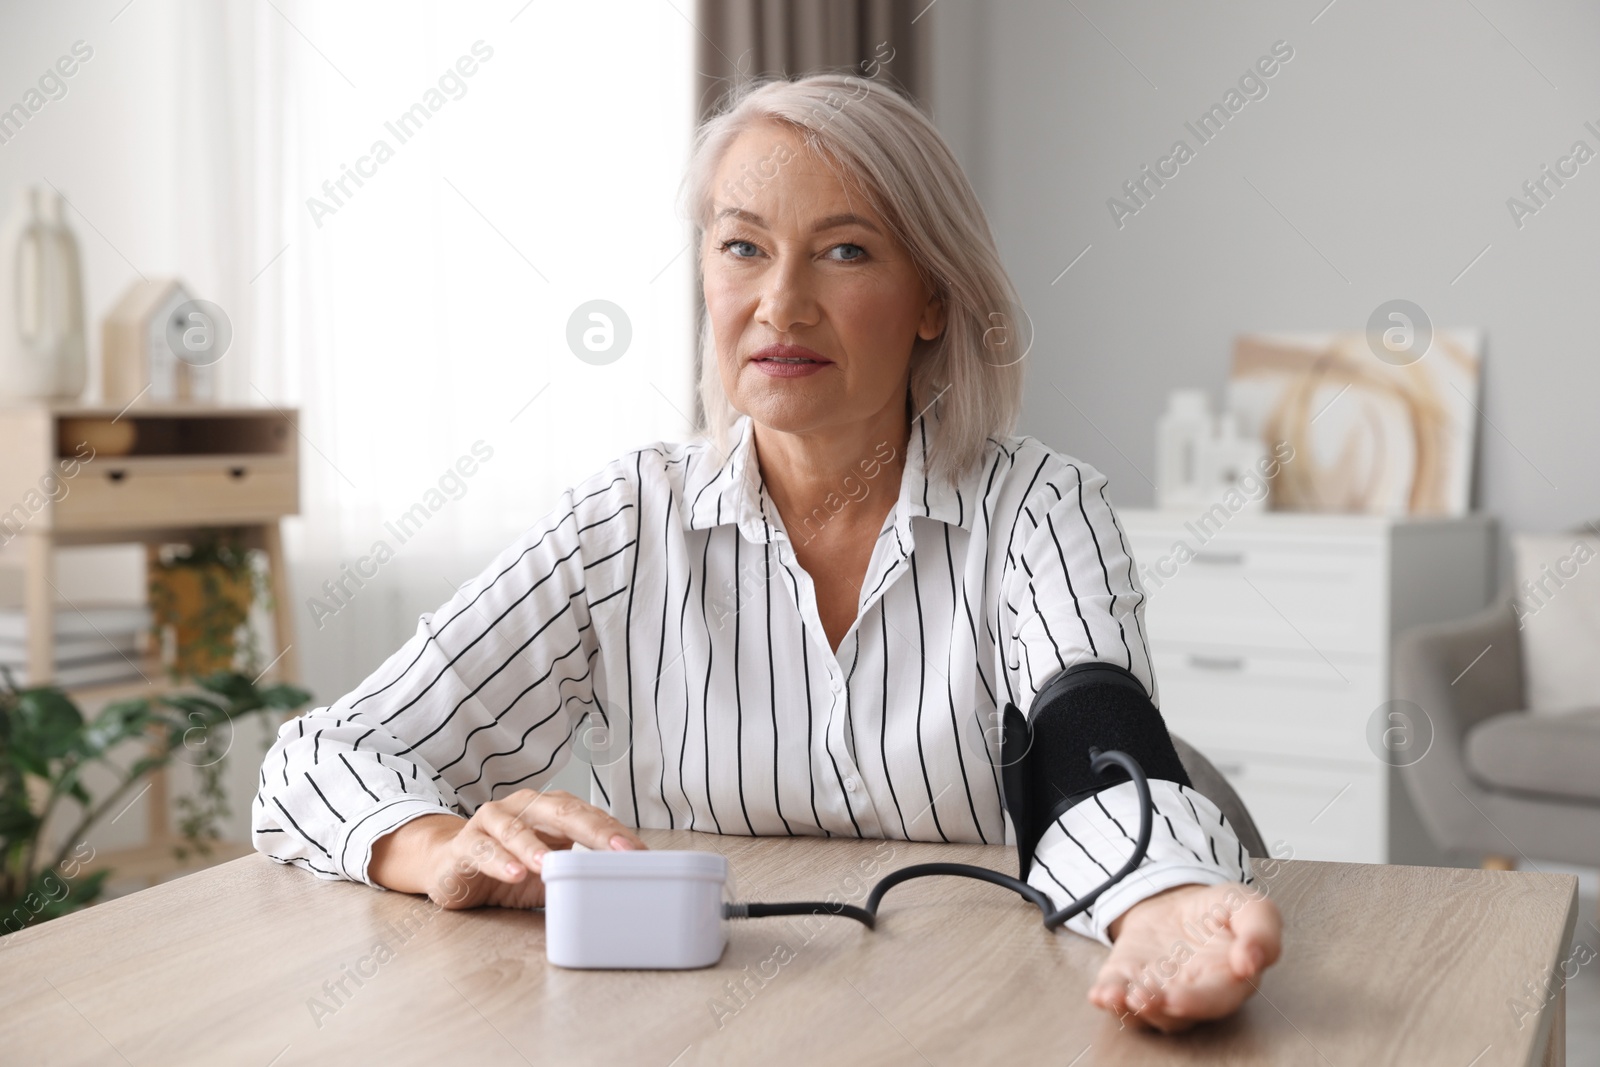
[999,456,1251,945]
[253,480,627,887]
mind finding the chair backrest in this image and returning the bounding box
[1169,734,1269,860]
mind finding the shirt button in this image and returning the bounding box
[830,677,843,694]
[844,777,858,792]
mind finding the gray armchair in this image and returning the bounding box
[1394,593,1600,866]
[1171,734,1268,861]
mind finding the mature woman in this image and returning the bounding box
[255,72,1281,1032]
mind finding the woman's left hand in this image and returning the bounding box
[1087,882,1282,1033]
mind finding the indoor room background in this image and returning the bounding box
[5,0,1600,1061]
[1,0,1594,960]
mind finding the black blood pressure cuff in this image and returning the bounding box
[1000,662,1192,881]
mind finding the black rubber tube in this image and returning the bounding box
[723,747,1154,933]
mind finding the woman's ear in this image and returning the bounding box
[918,291,947,341]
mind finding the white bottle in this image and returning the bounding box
[1202,412,1270,512]
[1155,389,1213,510]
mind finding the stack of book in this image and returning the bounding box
[0,604,152,689]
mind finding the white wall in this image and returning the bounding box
[0,1,245,401]
[931,0,1600,561]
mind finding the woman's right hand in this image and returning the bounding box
[368,788,649,909]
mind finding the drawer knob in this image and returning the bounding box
[228,466,247,480]
[1189,654,1245,671]
[107,470,127,483]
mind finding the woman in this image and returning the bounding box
[255,71,1281,1032]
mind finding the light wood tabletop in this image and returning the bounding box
[0,829,1577,1066]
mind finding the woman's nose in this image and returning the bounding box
[755,254,819,333]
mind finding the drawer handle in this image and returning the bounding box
[228,466,247,480]
[1192,551,1245,566]
[1188,654,1245,672]
[107,469,127,483]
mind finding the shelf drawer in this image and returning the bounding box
[1129,533,1384,657]
[52,459,298,530]
[1153,647,1380,765]
[1200,750,1384,864]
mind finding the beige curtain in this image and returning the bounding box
[694,0,931,119]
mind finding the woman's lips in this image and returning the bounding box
[750,344,831,378]
[752,358,827,378]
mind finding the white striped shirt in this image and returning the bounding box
[253,409,1250,945]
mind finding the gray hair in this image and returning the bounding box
[681,71,1026,485]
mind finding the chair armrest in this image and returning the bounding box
[1393,593,1524,737]
[1391,591,1524,852]
[1170,734,1268,860]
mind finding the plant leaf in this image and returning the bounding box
[259,683,312,710]
[196,671,255,705]
[82,699,156,757]
[0,805,41,839]
[14,688,84,761]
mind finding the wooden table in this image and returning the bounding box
[0,829,1577,1066]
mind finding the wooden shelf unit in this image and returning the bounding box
[0,402,302,883]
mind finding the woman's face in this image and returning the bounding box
[701,121,945,440]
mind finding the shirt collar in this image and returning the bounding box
[899,402,971,532]
[684,405,975,541]
[685,415,764,537]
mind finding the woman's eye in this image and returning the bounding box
[716,239,865,261]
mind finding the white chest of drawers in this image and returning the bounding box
[1118,509,1494,864]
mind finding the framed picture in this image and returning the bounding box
[1227,329,1482,516]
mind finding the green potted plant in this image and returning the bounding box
[148,534,266,678]
[0,670,310,935]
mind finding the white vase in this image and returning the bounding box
[1202,412,1270,512]
[0,185,88,401]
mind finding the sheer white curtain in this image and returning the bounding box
[199,2,697,708]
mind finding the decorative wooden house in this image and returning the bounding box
[101,278,216,405]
